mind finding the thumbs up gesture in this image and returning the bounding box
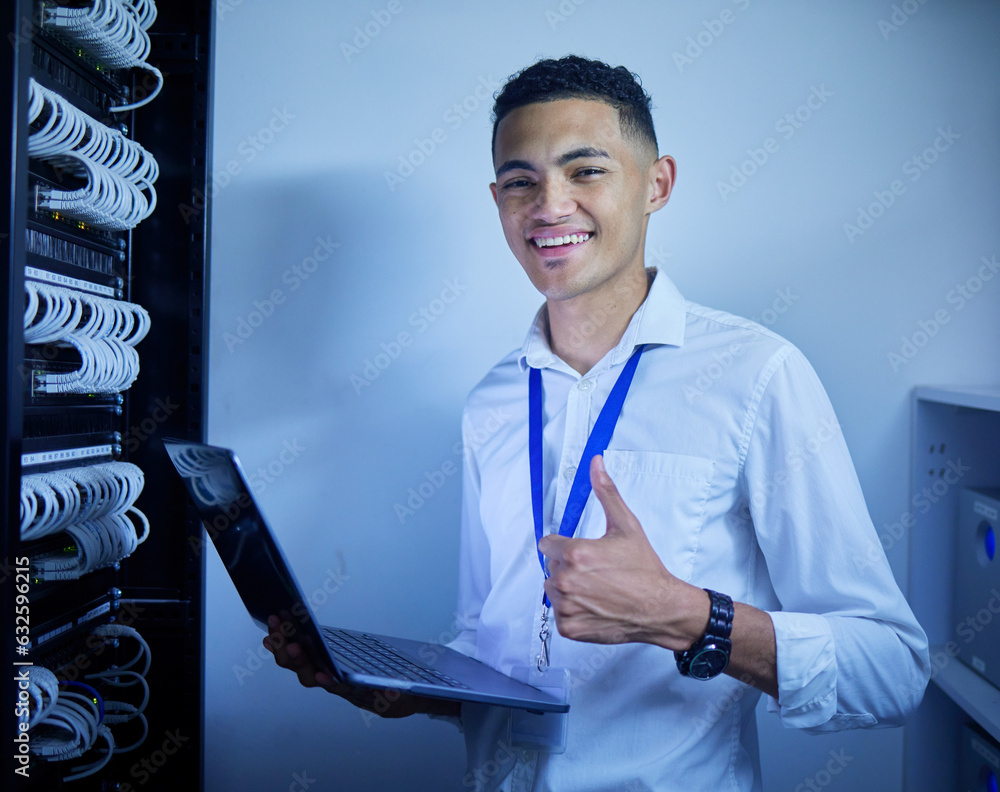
[538,455,710,651]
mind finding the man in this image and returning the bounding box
[268,56,930,791]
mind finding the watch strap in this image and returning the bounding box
[674,589,734,678]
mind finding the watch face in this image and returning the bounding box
[689,645,729,680]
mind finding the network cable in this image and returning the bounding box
[42,0,163,113]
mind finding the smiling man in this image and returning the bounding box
[267,56,930,791]
[447,55,929,791]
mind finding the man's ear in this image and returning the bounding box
[646,155,676,215]
[490,182,499,206]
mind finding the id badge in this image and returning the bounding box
[508,665,570,754]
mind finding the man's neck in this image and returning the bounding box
[546,266,652,376]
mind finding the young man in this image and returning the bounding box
[268,56,930,791]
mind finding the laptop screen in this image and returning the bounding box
[164,439,332,662]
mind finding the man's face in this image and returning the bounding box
[490,98,672,305]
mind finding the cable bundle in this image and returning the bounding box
[24,626,152,781]
[42,0,162,112]
[24,280,150,394]
[85,624,151,753]
[20,461,146,539]
[20,462,149,579]
[28,79,159,230]
[26,665,116,782]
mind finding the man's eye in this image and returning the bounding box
[502,179,532,189]
[575,168,604,177]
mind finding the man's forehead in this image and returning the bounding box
[494,98,627,164]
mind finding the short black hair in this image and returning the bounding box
[491,55,658,161]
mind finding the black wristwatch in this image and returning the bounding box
[674,589,733,680]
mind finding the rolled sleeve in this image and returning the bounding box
[767,611,838,728]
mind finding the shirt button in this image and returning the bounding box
[564,465,577,480]
[578,379,594,391]
[521,750,535,761]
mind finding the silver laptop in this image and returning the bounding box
[163,438,567,714]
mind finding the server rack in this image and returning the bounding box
[2,2,212,789]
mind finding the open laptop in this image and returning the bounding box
[163,438,568,714]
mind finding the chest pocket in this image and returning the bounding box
[588,450,716,583]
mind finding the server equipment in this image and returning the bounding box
[953,486,1000,689]
[2,1,213,788]
[959,723,1000,792]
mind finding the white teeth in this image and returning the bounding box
[533,233,590,247]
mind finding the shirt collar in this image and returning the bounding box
[518,267,687,373]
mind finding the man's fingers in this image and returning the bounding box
[538,532,569,563]
[590,455,642,538]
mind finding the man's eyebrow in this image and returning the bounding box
[494,147,612,178]
[495,159,535,178]
[557,147,611,166]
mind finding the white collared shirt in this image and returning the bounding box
[451,269,929,792]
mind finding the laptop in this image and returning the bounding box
[163,438,568,714]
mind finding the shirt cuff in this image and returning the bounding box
[766,611,837,728]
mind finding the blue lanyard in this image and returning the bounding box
[529,344,647,606]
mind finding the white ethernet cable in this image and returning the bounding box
[23,666,61,731]
[83,669,149,751]
[27,78,158,230]
[90,624,152,680]
[28,80,159,184]
[42,0,162,112]
[25,627,152,773]
[24,281,151,346]
[86,624,153,754]
[21,462,148,581]
[30,511,149,580]
[23,281,150,395]
[30,686,116,782]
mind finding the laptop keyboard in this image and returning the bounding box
[322,628,469,689]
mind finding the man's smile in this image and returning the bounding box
[532,232,592,248]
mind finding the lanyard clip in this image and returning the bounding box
[537,604,551,672]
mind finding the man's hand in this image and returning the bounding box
[538,455,710,651]
[539,455,780,699]
[263,614,460,719]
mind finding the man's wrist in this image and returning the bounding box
[649,582,712,652]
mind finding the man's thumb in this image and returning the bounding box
[590,455,641,537]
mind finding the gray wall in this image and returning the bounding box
[205,1,1000,790]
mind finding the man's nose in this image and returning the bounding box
[534,177,576,222]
